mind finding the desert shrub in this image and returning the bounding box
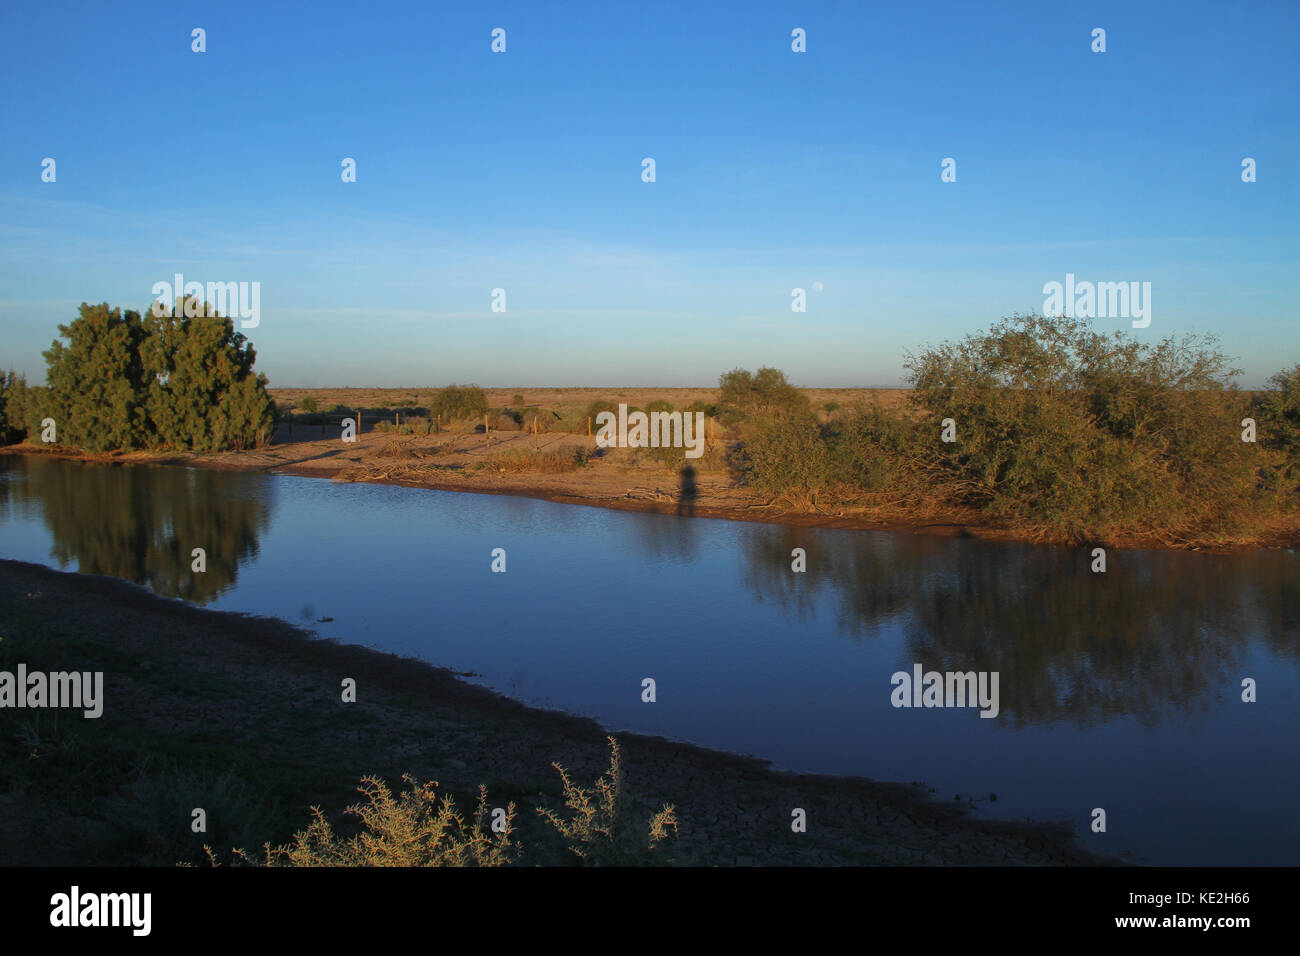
[358,442,445,467]
[209,737,676,868]
[577,398,661,441]
[903,313,1267,539]
[635,401,689,467]
[731,415,835,507]
[545,404,586,433]
[520,406,555,432]
[490,446,589,473]
[906,324,1121,530]
[580,397,620,432]
[1253,364,1300,485]
[298,396,318,413]
[430,384,488,423]
[372,420,425,435]
[1076,328,1258,517]
[824,402,920,494]
[537,737,678,865]
[512,393,525,406]
[723,314,1290,542]
[717,367,811,426]
[227,777,517,867]
[486,407,522,430]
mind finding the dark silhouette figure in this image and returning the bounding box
[677,465,698,516]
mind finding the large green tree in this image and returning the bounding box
[34,298,274,452]
[0,370,27,444]
[42,303,149,451]
[143,296,274,451]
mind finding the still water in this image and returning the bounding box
[1,455,1296,864]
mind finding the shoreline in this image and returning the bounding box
[4,440,1298,554]
[0,557,1118,866]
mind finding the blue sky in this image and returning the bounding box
[1,0,1296,387]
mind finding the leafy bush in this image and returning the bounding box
[717,367,811,425]
[580,397,620,433]
[298,396,318,414]
[729,316,1296,543]
[635,400,690,467]
[824,401,918,494]
[520,406,554,431]
[430,384,488,423]
[1254,364,1300,484]
[902,313,1261,538]
[500,407,528,429]
[731,416,835,507]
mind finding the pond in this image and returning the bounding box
[1,454,1296,864]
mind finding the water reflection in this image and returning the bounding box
[738,523,1300,727]
[630,509,699,563]
[1,456,271,603]
[3,453,1297,736]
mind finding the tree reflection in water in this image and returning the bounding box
[9,456,271,604]
[736,523,1300,727]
